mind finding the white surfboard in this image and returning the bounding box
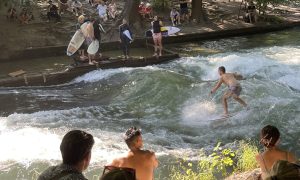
[67,30,85,56]
[87,40,99,55]
[123,30,133,41]
[209,112,237,122]
[165,26,181,35]
[80,22,89,37]
[66,22,89,56]
[149,26,181,36]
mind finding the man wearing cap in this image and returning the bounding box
[108,127,159,180]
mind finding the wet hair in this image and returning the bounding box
[124,127,141,148]
[260,125,280,148]
[101,168,136,180]
[218,66,226,73]
[60,130,94,165]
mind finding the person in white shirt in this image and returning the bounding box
[97,1,107,22]
[72,0,84,16]
[170,8,180,26]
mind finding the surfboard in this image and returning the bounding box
[123,30,133,41]
[66,30,85,56]
[209,112,237,122]
[146,26,181,37]
[87,40,99,55]
[66,22,89,56]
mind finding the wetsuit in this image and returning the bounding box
[119,23,132,57]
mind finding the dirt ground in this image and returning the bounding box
[0,0,299,60]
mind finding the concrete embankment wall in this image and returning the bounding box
[1,22,300,62]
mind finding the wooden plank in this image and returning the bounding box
[8,70,26,77]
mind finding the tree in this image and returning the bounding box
[191,0,207,23]
[124,0,143,30]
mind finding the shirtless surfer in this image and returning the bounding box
[108,127,158,180]
[210,66,247,115]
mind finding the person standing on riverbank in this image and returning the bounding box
[210,66,247,115]
[151,16,163,56]
[38,130,94,180]
[119,19,133,59]
[179,0,190,22]
[108,127,159,180]
[256,125,297,179]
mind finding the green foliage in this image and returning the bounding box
[169,141,259,180]
[151,0,171,10]
[254,0,288,15]
[235,141,259,172]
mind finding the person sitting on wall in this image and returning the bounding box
[47,0,61,22]
[170,8,180,26]
[138,2,153,19]
[58,0,69,15]
[244,1,256,23]
[7,6,17,21]
[19,8,30,24]
[38,130,95,180]
[72,0,84,17]
[108,0,117,20]
[97,1,108,22]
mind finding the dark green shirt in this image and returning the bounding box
[38,164,88,180]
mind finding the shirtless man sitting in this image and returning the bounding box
[108,127,159,180]
[210,66,247,115]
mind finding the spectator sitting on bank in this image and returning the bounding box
[38,130,95,180]
[97,1,108,22]
[47,0,61,22]
[72,0,84,17]
[7,6,17,21]
[244,1,256,23]
[179,0,190,22]
[107,127,158,180]
[108,0,117,20]
[138,2,153,19]
[170,8,180,26]
[58,0,69,15]
[255,125,297,180]
[19,8,30,24]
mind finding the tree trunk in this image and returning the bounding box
[191,0,206,23]
[124,0,142,29]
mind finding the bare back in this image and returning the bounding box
[111,150,158,180]
[256,149,297,179]
[221,73,240,87]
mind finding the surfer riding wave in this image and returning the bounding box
[210,66,247,116]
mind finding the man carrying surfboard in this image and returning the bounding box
[119,19,133,59]
[210,66,247,116]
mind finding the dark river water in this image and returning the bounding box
[0,28,299,179]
